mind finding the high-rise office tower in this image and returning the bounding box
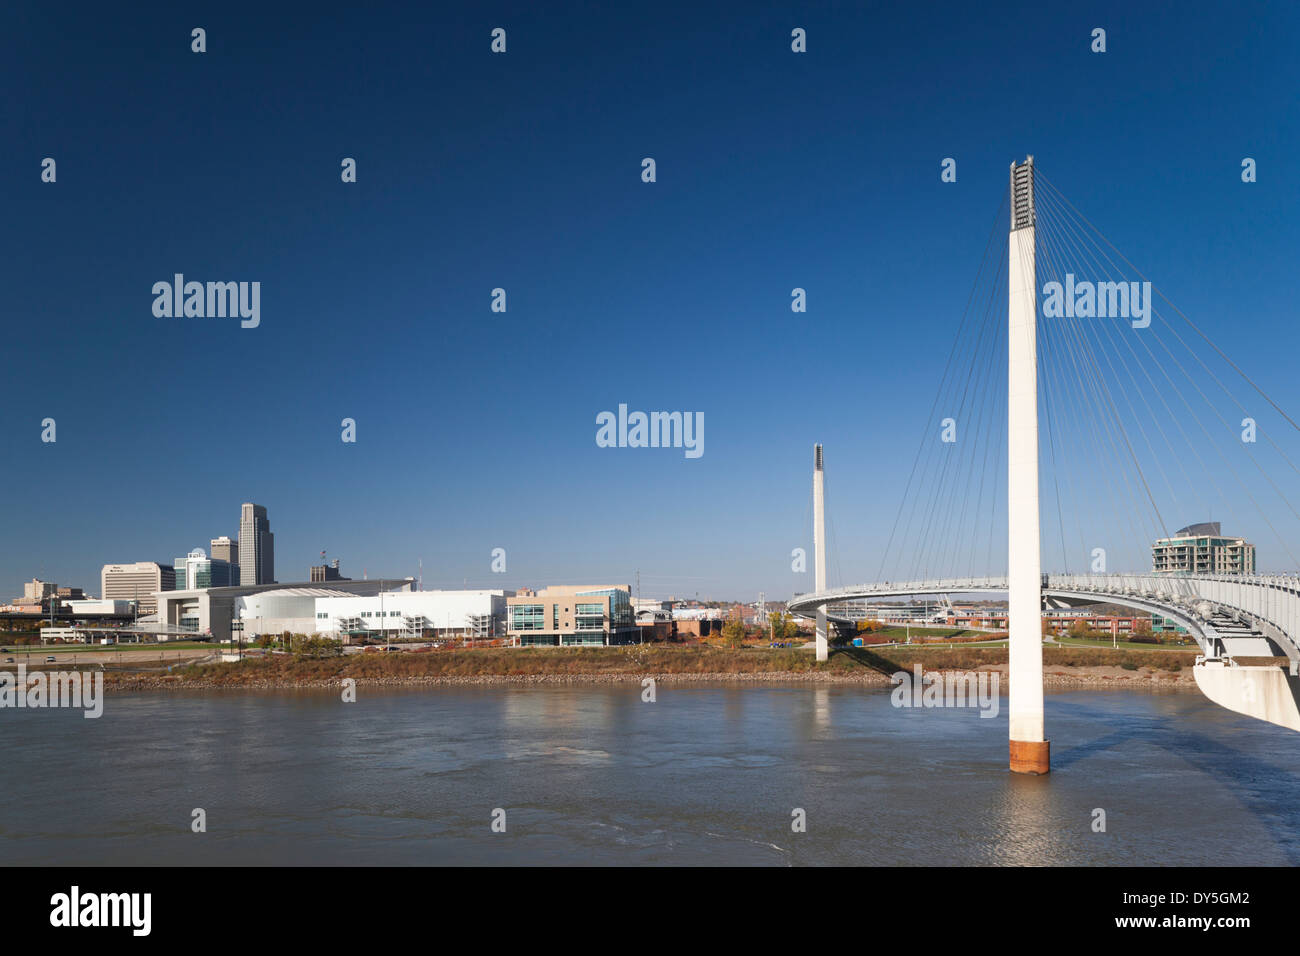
[210,535,237,564]
[238,503,275,586]
[101,562,176,616]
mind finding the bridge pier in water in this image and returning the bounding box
[1007,156,1049,774]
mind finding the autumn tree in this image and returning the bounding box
[722,618,747,648]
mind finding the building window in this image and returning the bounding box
[510,604,544,631]
[576,602,605,631]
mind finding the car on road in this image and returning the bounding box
[45,656,56,663]
[4,657,13,663]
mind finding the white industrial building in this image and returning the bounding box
[229,588,515,642]
[157,577,415,642]
[236,588,354,638]
[314,589,514,640]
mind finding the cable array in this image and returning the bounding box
[871,167,1300,582]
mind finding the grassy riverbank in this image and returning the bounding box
[98,643,1214,690]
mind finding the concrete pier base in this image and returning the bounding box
[1009,739,1050,775]
[1193,661,1300,732]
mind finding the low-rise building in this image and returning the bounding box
[507,585,637,647]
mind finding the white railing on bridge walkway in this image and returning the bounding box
[790,572,1300,662]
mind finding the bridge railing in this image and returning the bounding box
[792,571,1300,661]
[797,573,1300,636]
[1047,573,1300,659]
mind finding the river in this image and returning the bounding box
[2,684,1297,865]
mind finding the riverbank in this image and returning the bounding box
[96,644,1218,691]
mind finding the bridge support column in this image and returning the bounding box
[814,444,828,662]
[1008,157,1048,774]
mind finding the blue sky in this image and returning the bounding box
[2,0,1298,601]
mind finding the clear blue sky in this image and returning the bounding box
[2,0,1297,601]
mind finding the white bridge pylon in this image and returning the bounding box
[1006,156,1047,773]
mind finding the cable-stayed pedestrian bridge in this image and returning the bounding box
[789,156,1300,767]
[790,572,1300,663]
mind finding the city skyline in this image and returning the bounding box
[5,487,1279,607]
[3,1,1298,601]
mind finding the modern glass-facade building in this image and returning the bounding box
[507,585,637,646]
[173,548,237,590]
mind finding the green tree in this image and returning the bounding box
[767,612,800,643]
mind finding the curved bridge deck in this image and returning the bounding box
[790,573,1300,663]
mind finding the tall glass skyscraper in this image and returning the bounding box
[238,503,275,586]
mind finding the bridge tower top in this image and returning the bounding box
[1010,155,1035,232]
